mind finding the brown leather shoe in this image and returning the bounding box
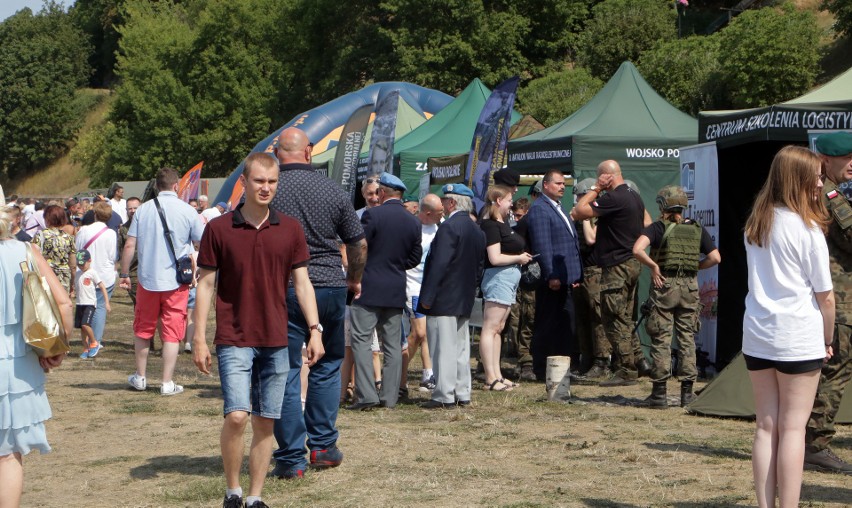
[804,448,852,474]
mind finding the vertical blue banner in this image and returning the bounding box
[466,76,520,208]
[366,89,400,177]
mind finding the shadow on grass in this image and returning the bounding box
[669,499,749,508]
[644,442,750,461]
[69,382,139,391]
[801,483,852,504]
[130,455,221,479]
[574,394,649,407]
[581,499,640,507]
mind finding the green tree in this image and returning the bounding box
[70,0,126,87]
[822,0,852,37]
[517,67,603,126]
[378,0,530,93]
[638,35,721,116]
[716,5,821,108]
[0,2,92,178]
[575,0,676,81]
[78,0,295,185]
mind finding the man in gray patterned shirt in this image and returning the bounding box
[270,127,367,479]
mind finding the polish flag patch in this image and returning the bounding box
[827,190,839,199]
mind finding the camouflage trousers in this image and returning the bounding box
[574,265,610,360]
[601,258,643,379]
[503,287,536,366]
[806,322,852,452]
[644,275,699,383]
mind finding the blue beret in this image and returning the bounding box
[816,131,852,157]
[441,183,474,198]
[379,172,407,192]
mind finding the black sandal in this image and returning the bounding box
[485,379,511,391]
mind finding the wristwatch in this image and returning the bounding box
[309,323,324,333]
[589,185,599,193]
[119,273,130,278]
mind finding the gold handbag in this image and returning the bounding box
[19,243,69,357]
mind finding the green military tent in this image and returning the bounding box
[687,353,852,423]
[395,78,523,194]
[507,61,697,215]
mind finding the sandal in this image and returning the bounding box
[500,378,519,389]
[484,379,512,391]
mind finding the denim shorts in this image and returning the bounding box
[481,264,521,306]
[216,345,289,419]
[187,286,196,310]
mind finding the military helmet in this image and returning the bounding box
[656,185,688,211]
[625,179,640,194]
[572,178,597,196]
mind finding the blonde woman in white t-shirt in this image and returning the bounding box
[743,145,835,508]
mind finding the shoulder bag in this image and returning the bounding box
[20,243,69,357]
[153,198,194,285]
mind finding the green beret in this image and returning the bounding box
[815,131,852,157]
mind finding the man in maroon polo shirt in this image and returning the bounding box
[192,152,324,508]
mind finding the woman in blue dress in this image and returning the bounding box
[0,204,73,507]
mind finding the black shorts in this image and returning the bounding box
[743,354,823,375]
[74,305,96,329]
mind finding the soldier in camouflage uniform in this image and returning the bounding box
[509,185,542,382]
[573,160,652,387]
[806,131,852,474]
[572,178,611,378]
[633,186,720,408]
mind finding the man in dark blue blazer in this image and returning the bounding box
[417,184,486,409]
[349,173,422,410]
[526,169,583,380]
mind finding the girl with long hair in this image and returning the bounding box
[742,145,834,508]
[479,185,532,391]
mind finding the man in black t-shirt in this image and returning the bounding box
[573,160,652,387]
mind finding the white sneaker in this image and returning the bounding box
[128,373,147,391]
[184,341,192,353]
[160,381,184,396]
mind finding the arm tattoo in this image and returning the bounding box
[345,239,367,282]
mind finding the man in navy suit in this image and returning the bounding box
[348,173,422,410]
[417,184,486,409]
[526,169,583,381]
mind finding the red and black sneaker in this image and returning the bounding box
[310,446,343,468]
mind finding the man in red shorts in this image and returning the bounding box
[119,167,204,395]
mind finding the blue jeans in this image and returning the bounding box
[216,345,289,418]
[92,283,114,345]
[273,286,346,470]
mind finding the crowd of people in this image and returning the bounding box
[0,130,850,508]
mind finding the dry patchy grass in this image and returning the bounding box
[22,290,852,507]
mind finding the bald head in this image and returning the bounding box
[275,127,311,164]
[597,159,624,187]
[597,160,621,176]
[419,193,444,225]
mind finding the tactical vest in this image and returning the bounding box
[652,220,702,274]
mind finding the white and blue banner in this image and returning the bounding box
[680,142,719,363]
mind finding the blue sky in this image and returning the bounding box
[0,1,76,22]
